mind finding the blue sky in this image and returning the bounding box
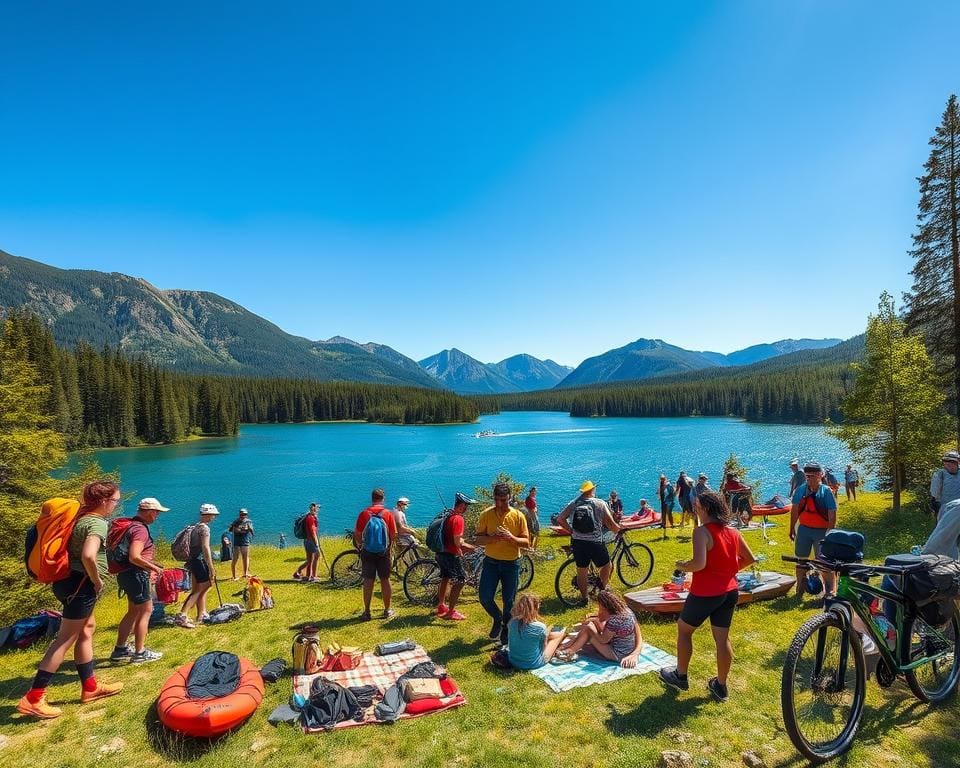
[2,2,957,367]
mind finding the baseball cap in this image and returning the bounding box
[580,480,596,493]
[199,503,219,516]
[790,459,799,466]
[397,497,410,505]
[803,462,823,473]
[138,497,169,512]
[943,451,960,463]
[454,491,477,506]
[698,473,708,480]
[239,508,249,515]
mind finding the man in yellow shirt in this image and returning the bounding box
[474,481,530,646]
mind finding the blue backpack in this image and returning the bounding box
[361,509,389,554]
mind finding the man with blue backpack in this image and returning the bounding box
[353,488,398,620]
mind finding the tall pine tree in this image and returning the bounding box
[905,94,960,443]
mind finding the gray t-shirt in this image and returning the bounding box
[923,499,960,560]
[562,497,611,542]
[930,468,960,508]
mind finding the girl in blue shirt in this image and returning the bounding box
[507,593,566,670]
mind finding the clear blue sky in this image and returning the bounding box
[2,2,957,367]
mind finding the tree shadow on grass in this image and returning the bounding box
[604,689,710,738]
[382,612,442,630]
[428,636,489,666]
[289,615,361,632]
[144,697,232,761]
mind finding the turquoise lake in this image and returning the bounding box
[84,412,853,541]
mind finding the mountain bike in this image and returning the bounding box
[554,530,655,607]
[329,530,424,588]
[781,554,960,763]
[402,547,535,605]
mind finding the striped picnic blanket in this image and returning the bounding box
[530,644,677,692]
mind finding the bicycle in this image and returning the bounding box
[554,530,655,607]
[329,529,425,588]
[402,546,535,605]
[780,554,960,763]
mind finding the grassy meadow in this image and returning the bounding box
[0,493,957,768]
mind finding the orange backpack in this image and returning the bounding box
[24,498,83,583]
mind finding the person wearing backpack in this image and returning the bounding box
[353,489,398,620]
[930,450,960,517]
[228,508,255,580]
[790,462,837,599]
[557,480,621,605]
[109,497,168,664]
[175,503,219,628]
[17,481,124,719]
[435,492,477,621]
[293,502,321,582]
[475,482,530,646]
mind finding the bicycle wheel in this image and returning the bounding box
[518,554,535,591]
[781,611,866,763]
[393,545,419,577]
[904,603,960,703]
[403,558,442,606]
[616,542,654,587]
[329,550,363,588]
[554,558,593,607]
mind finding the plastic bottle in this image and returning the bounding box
[874,616,897,650]
[910,545,922,556]
[672,569,686,589]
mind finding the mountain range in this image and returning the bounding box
[1,248,845,393]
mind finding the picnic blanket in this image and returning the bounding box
[530,644,677,693]
[292,645,466,731]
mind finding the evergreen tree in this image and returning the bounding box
[905,94,960,442]
[830,293,952,511]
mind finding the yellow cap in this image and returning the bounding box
[580,480,596,493]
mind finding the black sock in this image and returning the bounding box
[676,670,688,679]
[76,660,95,684]
[31,669,55,690]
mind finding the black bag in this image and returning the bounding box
[302,678,363,730]
[571,502,598,535]
[901,555,960,606]
[259,658,287,684]
[819,529,864,563]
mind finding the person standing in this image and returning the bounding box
[354,488,398,620]
[110,497,168,663]
[475,482,530,646]
[677,472,694,528]
[228,508,254,580]
[175,504,219,628]
[789,459,805,498]
[557,481,620,604]
[789,462,838,598]
[659,491,756,702]
[843,464,859,502]
[17,481,124,718]
[391,497,419,570]
[523,487,541,548]
[293,503,321,582]
[436,492,477,621]
[930,451,960,516]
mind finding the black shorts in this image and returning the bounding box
[52,571,98,620]
[117,568,152,605]
[571,539,610,568]
[360,551,391,579]
[680,589,739,628]
[186,556,211,584]
[436,552,466,583]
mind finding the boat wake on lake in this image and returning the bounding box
[475,428,610,438]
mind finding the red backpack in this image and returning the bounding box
[155,568,187,604]
[106,518,147,574]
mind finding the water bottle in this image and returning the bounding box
[910,545,922,556]
[672,569,685,589]
[874,616,897,650]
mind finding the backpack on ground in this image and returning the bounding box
[0,609,61,651]
[24,498,83,583]
[155,568,187,604]
[205,603,243,624]
[292,628,323,675]
[571,501,598,535]
[106,517,148,574]
[293,515,307,539]
[426,510,452,554]
[361,509,389,554]
[171,524,199,561]
[243,576,273,611]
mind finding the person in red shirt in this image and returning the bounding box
[436,492,477,621]
[293,503,322,582]
[659,490,755,702]
[353,488,398,620]
[722,473,753,525]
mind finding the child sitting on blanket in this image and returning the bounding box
[557,589,643,668]
[505,593,566,670]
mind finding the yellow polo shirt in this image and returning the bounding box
[476,505,529,561]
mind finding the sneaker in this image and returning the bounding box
[109,644,134,662]
[445,609,466,621]
[292,572,302,581]
[359,611,371,622]
[174,614,195,629]
[436,603,449,617]
[382,609,396,619]
[80,681,123,704]
[707,677,729,702]
[131,649,163,664]
[308,576,322,583]
[16,694,62,719]
[199,613,211,624]
[488,619,502,640]
[658,667,689,692]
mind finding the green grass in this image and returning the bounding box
[1,493,957,768]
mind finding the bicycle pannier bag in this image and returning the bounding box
[819,529,864,563]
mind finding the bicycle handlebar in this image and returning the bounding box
[782,555,916,577]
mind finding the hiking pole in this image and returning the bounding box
[213,570,223,607]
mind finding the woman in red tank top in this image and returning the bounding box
[659,491,755,702]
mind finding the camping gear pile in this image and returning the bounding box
[0,610,61,650]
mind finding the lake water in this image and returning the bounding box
[82,412,853,541]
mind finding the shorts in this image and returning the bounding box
[116,568,152,605]
[360,550,391,580]
[794,524,828,558]
[680,589,739,628]
[52,571,98,620]
[186,555,211,584]
[571,539,610,568]
[436,552,466,583]
[303,539,319,555]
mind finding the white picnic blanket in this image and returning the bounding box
[530,644,677,692]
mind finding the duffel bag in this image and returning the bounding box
[820,529,865,563]
[900,554,960,606]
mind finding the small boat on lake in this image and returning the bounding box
[475,430,496,438]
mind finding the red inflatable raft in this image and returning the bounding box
[750,504,790,517]
[157,656,264,738]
